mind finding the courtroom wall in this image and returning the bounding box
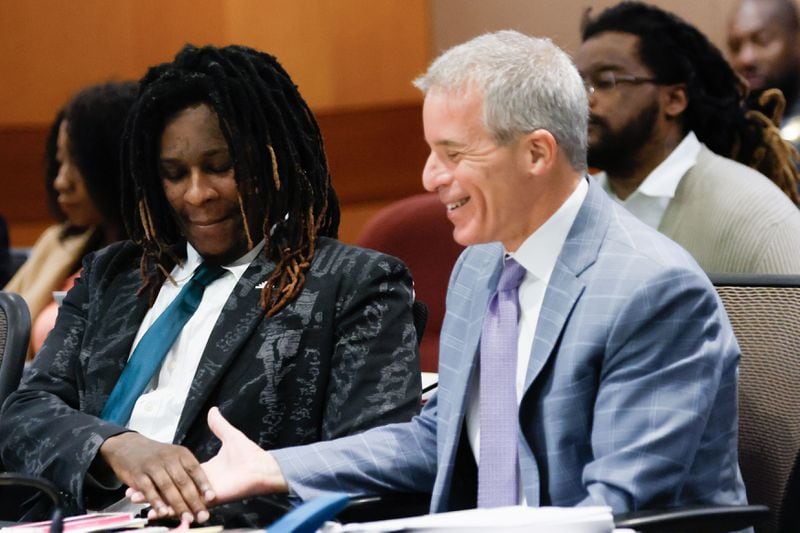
[0,0,430,245]
[3,0,798,246]
[431,0,800,56]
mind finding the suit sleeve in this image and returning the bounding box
[578,267,741,512]
[320,251,422,439]
[0,250,129,513]
[273,391,438,500]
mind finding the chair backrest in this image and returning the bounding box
[711,274,800,533]
[0,291,30,407]
[411,300,428,348]
[357,193,463,372]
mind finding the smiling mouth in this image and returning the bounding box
[446,197,470,211]
[190,217,227,227]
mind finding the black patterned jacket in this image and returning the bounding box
[0,237,421,517]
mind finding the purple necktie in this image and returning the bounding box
[478,257,526,508]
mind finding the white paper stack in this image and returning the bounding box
[319,505,614,533]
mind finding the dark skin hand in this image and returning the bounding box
[99,432,215,523]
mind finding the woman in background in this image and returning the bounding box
[4,81,137,355]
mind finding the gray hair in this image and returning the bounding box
[414,30,588,171]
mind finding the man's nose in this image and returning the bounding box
[735,42,759,67]
[184,171,219,205]
[422,153,451,192]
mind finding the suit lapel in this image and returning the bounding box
[83,264,150,415]
[173,253,275,443]
[438,245,502,487]
[523,178,607,391]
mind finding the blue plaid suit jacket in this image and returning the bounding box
[273,177,748,513]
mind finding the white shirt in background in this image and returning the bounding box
[593,131,701,229]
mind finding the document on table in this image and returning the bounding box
[318,505,615,533]
[0,512,147,533]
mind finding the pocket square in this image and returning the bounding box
[255,281,267,289]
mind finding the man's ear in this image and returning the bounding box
[524,129,559,175]
[662,83,688,119]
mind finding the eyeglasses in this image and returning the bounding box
[583,71,659,95]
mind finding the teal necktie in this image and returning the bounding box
[100,262,225,425]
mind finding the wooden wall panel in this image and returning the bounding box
[0,127,51,224]
[0,1,140,125]
[0,0,428,126]
[430,0,800,58]
[226,1,430,110]
[319,104,428,204]
[0,1,430,246]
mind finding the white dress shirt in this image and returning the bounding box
[594,131,701,229]
[126,241,264,443]
[465,177,588,502]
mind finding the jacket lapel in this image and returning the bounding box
[83,265,150,415]
[517,178,608,506]
[437,244,503,492]
[523,178,607,391]
[173,253,275,443]
[451,247,502,413]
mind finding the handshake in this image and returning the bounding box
[107,408,286,525]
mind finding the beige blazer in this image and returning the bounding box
[4,224,93,356]
[659,145,800,274]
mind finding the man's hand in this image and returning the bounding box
[126,408,288,507]
[100,432,213,523]
[201,406,288,502]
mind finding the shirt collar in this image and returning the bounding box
[594,131,701,200]
[506,177,588,284]
[184,239,266,283]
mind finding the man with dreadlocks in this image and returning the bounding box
[728,0,800,148]
[574,1,800,275]
[0,44,421,525]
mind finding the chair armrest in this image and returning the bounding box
[0,473,64,532]
[614,504,769,532]
[336,492,431,523]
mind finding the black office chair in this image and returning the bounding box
[0,291,32,514]
[411,300,428,352]
[0,291,30,407]
[779,448,800,531]
[0,474,64,532]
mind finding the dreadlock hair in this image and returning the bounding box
[582,1,800,205]
[121,43,340,317]
[44,81,138,258]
